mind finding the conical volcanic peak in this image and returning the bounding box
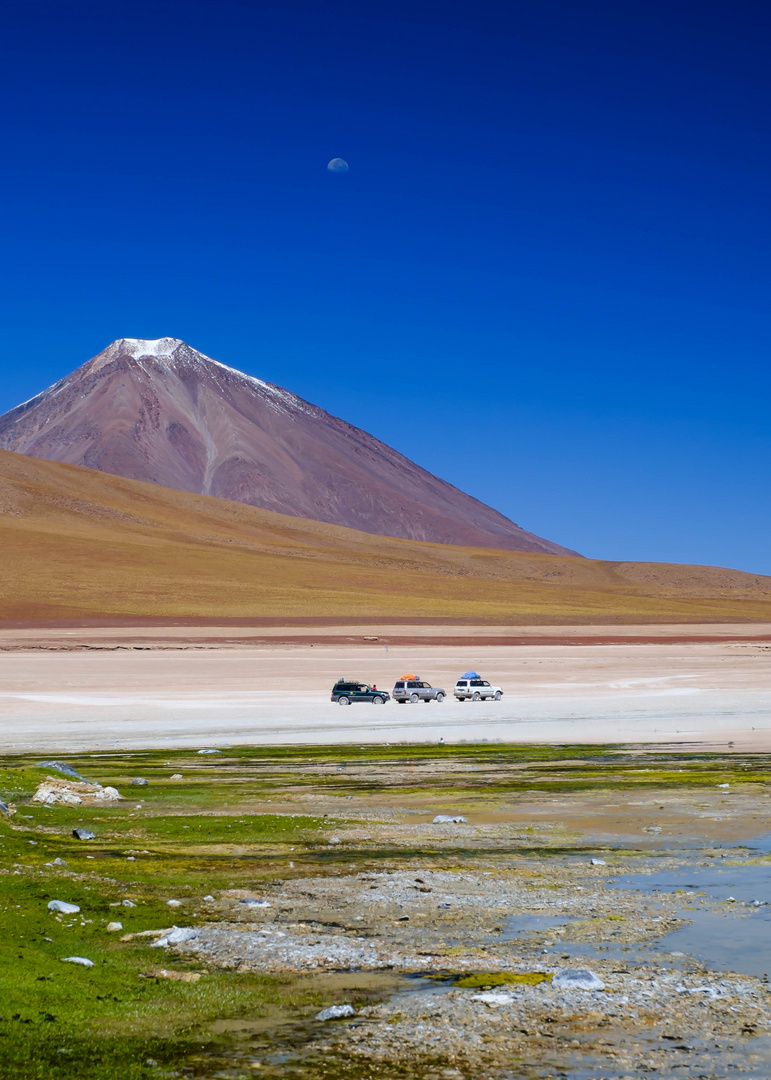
[0,339,579,555]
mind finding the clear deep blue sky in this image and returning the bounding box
[1,0,769,572]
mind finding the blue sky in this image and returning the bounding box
[1,0,769,573]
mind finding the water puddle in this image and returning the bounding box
[611,857,771,977]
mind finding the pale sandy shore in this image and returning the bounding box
[1,624,769,752]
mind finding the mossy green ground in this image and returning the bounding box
[1,744,770,1078]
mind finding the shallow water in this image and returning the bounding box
[612,857,771,977]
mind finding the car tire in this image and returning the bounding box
[373,695,385,705]
[338,696,350,705]
[435,692,445,702]
[494,691,502,700]
[472,692,481,702]
[409,693,419,703]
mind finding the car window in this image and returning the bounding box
[482,681,490,686]
[471,679,483,686]
[407,681,418,688]
[456,680,467,686]
[421,682,430,688]
[394,681,404,689]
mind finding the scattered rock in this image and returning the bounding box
[53,857,68,865]
[106,922,123,932]
[122,899,137,907]
[72,828,96,840]
[170,774,184,780]
[470,991,513,1006]
[151,927,199,948]
[203,895,215,902]
[239,899,271,908]
[433,815,467,824]
[328,837,342,845]
[316,1004,355,1021]
[167,899,182,907]
[590,858,607,866]
[130,778,148,787]
[48,900,81,914]
[717,783,730,789]
[197,749,222,755]
[61,956,94,968]
[34,779,122,807]
[552,968,605,991]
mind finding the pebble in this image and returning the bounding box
[552,968,605,991]
[48,900,81,914]
[106,922,123,932]
[433,815,468,824]
[316,1004,356,1021]
[72,829,95,841]
[61,956,94,967]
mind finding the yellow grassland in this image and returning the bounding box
[1,449,770,622]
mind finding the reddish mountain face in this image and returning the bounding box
[0,338,579,554]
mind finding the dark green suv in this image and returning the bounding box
[331,680,390,705]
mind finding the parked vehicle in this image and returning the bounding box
[454,670,503,701]
[331,679,390,705]
[392,674,446,704]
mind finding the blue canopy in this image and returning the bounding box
[461,671,479,679]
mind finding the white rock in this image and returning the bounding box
[197,749,222,754]
[239,899,271,908]
[717,783,730,788]
[433,815,467,824]
[170,774,184,780]
[48,900,80,914]
[62,956,94,967]
[328,837,342,845]
[203,895,215,902]
[122,899,136,907]
[552,968,605,991]
[151,926,199,948]
[470,991,513,1006]
[316,1004,355,1021]
[166,899,182,907]
[590,858,606,866]
[106,921,123,932]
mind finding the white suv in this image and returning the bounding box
[454,676,503,702]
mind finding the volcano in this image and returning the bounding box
[0,337,578,554]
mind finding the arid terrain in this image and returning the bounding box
[2,449,771,623]
[1,622,769,752]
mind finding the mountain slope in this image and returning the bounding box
[1,449,769,623]
[0,337,577,555]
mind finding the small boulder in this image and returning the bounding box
[170,774,184,780]
[166,899,182,907]
[316,1004,355,1021]
[328,837,342,845]
[48,900,81,914]
[122,899,137,907]
[552,968,605,991]
[72,828,95,840]
[151,927,199,948]
[0,799,10,816]
[433,815,467,824]
[202,895,215,902]
[130,778,148,787]
[590,858,606,866]
[197,749,222,755]
[106,922,123,932]
[61,956,94,967]
[53,857,68,865]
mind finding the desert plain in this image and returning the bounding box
[1,621,770,752]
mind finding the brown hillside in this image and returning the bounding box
[1,449,770,623]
